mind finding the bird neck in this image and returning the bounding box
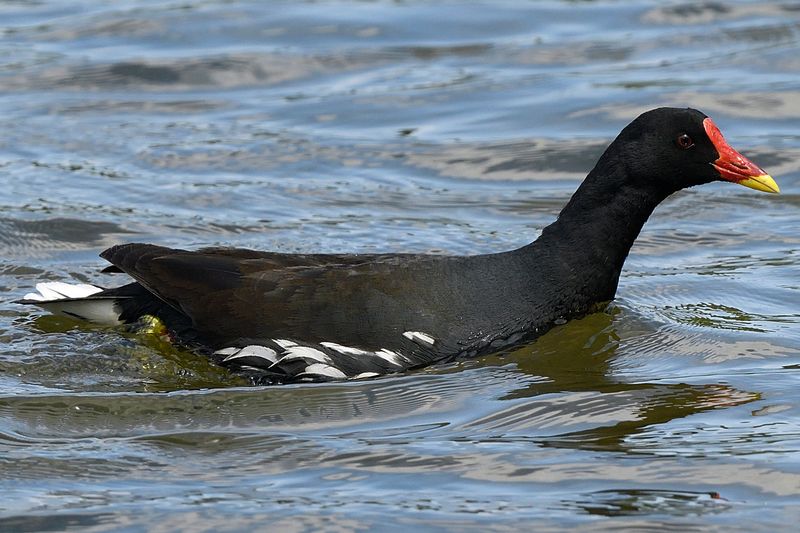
[521,157,670,304]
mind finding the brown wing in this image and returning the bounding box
[99,243,457,354]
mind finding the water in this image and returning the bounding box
[1,0,799,530]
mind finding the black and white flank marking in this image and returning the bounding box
[402,330,436,346]
[211,337,428,382]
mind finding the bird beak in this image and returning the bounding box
[703,117,779,194]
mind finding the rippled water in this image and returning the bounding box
[1,1,799,530]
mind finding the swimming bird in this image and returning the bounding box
[19,107,779,383]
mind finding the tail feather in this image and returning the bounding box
[18,282,122,325]
[23,281,104,302]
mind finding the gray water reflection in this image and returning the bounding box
[1,0,800,530]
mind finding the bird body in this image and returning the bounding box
[19,108,779,383]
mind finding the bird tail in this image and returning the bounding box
[17,282,123,325]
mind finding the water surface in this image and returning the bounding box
[1,1,800,531]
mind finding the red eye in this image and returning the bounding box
[677,133,694,149]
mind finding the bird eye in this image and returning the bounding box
[676,133,694,149]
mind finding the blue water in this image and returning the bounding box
[1,1,800,530]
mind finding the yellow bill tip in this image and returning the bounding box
[738,174,780,194]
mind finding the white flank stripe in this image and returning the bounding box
[273,338,296,350]
[300,363,347,379]
[320,342,367,355]
[402,330,435,346]
[214,347,239,356]
[374,349,407,366]
[223,352,265,363]
[353,372,380,379]
[222,345,278,364]
[242,345,279,360]
[276,346,331,365]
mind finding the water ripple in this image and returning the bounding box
[1,0,800,529]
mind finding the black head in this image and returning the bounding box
[607,107,777,196]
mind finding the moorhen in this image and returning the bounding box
[19,107,779,383]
